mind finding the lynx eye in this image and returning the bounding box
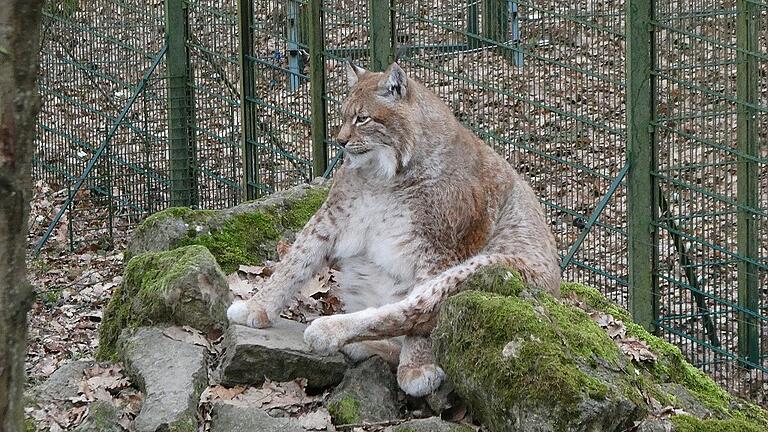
[354,115,371,126]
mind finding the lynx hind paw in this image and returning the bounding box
[397,363,446,397]
[226,300,272,328]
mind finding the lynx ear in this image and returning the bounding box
[380,62,407,99]
[345,59,367,89]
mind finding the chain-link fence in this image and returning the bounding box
[35,0,767,400]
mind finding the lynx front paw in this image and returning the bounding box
[397,363,446,397]
[226,300,273,328]
[303,316,348,355]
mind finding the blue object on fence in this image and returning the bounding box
[510,1,523,67]
[286,0,301,93]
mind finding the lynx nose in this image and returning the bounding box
[337,137,348,147]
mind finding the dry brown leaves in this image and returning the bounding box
[586,310,658,363]
[26,181,127,384]
[227,260,344,323]
[26,363,143,431]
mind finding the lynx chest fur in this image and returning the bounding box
[332,186,420,311]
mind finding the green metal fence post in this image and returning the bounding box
[165,0,196,207]
[238,0,258,199]
[369,0,394,71]
[736,0,759,366]
[482,0,508,45]
[467,0,480,49]
[309,0,328,178]
[626,0,657,332]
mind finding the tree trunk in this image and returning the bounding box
[0,1,45,430]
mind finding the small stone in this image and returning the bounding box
[385,417,472,432]
[209,402,304,432]
[30,360,95,403]
[635,419,674,432]
[73,400,122,432]
[216,320,347,390]
[327,356,402,424]
[424,378,461,415]
[118,326,207,432]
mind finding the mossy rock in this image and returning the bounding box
[432,266,768,432]
[98,245,232,360]
[326,357,402,424]
[562,282,768,432]
[125,181,329,273]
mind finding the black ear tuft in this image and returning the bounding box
[345,59,367,89]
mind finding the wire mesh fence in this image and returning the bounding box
[35,0,170,249]
[34,0,767,401]
[651,0,768,396]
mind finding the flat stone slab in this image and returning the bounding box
[118,326,208,432]
[209,402,305,432]
[385,417,473,432]
[216,320,347,390]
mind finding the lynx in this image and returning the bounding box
[228,61,561,397]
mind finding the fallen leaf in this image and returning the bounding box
[162,326,212,350]
[200,385,248,402]
[618,337,658,362]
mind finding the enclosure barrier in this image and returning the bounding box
[34,0,766,399]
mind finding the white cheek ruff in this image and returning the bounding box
[346,146,398,180]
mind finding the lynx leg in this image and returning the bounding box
[228,203,340,328]
[341,338,402,365]
[304,254,540,352]
[397,336,445,397]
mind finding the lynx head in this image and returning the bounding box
[337,60,418,180]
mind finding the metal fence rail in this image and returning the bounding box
[34,0,767,400]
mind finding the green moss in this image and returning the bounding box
[41,289,62,306]
[168,415,197,432]
[281,187,328,230]
[132,187,327,273]
[328,395,361,424]
[174,189,327,274]
[179,211,281,274]
[97,245,217,360]
[24,418,36,432]
[562,283,768,428]
[434,290,620,428]
[140,207,215,230]
[671,414,766,432]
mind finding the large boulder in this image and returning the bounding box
[125,180,329,273]
[432,265,768,432]
[98,245,231,360]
